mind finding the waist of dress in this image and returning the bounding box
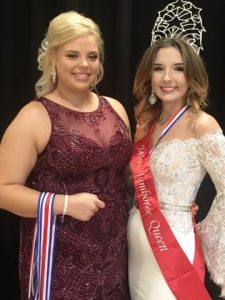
[135,200,191,212]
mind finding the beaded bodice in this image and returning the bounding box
[27,96,132,196]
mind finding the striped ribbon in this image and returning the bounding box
[28,192,57,300]
[154,104,190,148]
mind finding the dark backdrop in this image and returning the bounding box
[0,1,225,299]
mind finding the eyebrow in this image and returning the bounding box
[65,50,98,54]
[153,62,184,66]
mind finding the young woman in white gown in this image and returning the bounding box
[127,37,225,300]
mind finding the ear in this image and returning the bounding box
[48,50,56,65]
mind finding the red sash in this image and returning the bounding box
[131,129,211,300]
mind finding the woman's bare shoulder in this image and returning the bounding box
[193,111,221,138]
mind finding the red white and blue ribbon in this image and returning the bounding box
[29,192,56,300]
[153,104,190,148]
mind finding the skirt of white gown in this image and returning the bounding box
[127,206,195,300]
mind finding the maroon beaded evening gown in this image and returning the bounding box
[19,96,132,300]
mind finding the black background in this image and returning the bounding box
[0,1,224,299]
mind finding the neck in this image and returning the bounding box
[53,88,93,109]
[158,102,186,125]
[46,87,98,112]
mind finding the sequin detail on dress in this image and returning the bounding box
[19,96,132,300]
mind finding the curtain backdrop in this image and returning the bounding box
[0,1,225,298]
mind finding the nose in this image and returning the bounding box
[162,70,172,81]
[78,57,88,67]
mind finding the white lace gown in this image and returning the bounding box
[127,130,225,299]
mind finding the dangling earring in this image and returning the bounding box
[148,92,157,105]
[51,65,56,83]
[186,97,191,106]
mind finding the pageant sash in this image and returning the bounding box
[131,105,211,300]
[29,192,57,300]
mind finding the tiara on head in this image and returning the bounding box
[151,0,206,54]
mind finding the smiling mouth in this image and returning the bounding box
[74,73,90,80]
[161,86,176,92]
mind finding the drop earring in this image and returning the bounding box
[51,65,57,83]
[186,97,191,106]
[148,92,157,105]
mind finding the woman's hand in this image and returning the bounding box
[67,193,105,221]
[191,201,199,217]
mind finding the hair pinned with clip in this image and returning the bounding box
[151,0,206,54]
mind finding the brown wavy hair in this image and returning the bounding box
[133,37,209,141]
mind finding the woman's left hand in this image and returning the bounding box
[191,201,199,217]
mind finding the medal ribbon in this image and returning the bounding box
[28,192,56,300]
[153,104,190,148]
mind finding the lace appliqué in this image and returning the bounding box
[196,130,225,297]
[151,138,205,234]
[64,104,106,129]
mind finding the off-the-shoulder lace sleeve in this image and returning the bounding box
[197,130,225,298]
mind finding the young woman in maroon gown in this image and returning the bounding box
[0,11,132,299]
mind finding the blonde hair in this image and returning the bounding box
[133,37,209,140]
[35,11,104,97]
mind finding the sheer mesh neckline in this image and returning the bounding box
[40,95,102,114]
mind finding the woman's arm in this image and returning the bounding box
[194,112,225,297]
[0,101,52,216]
[0,101,105,220]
